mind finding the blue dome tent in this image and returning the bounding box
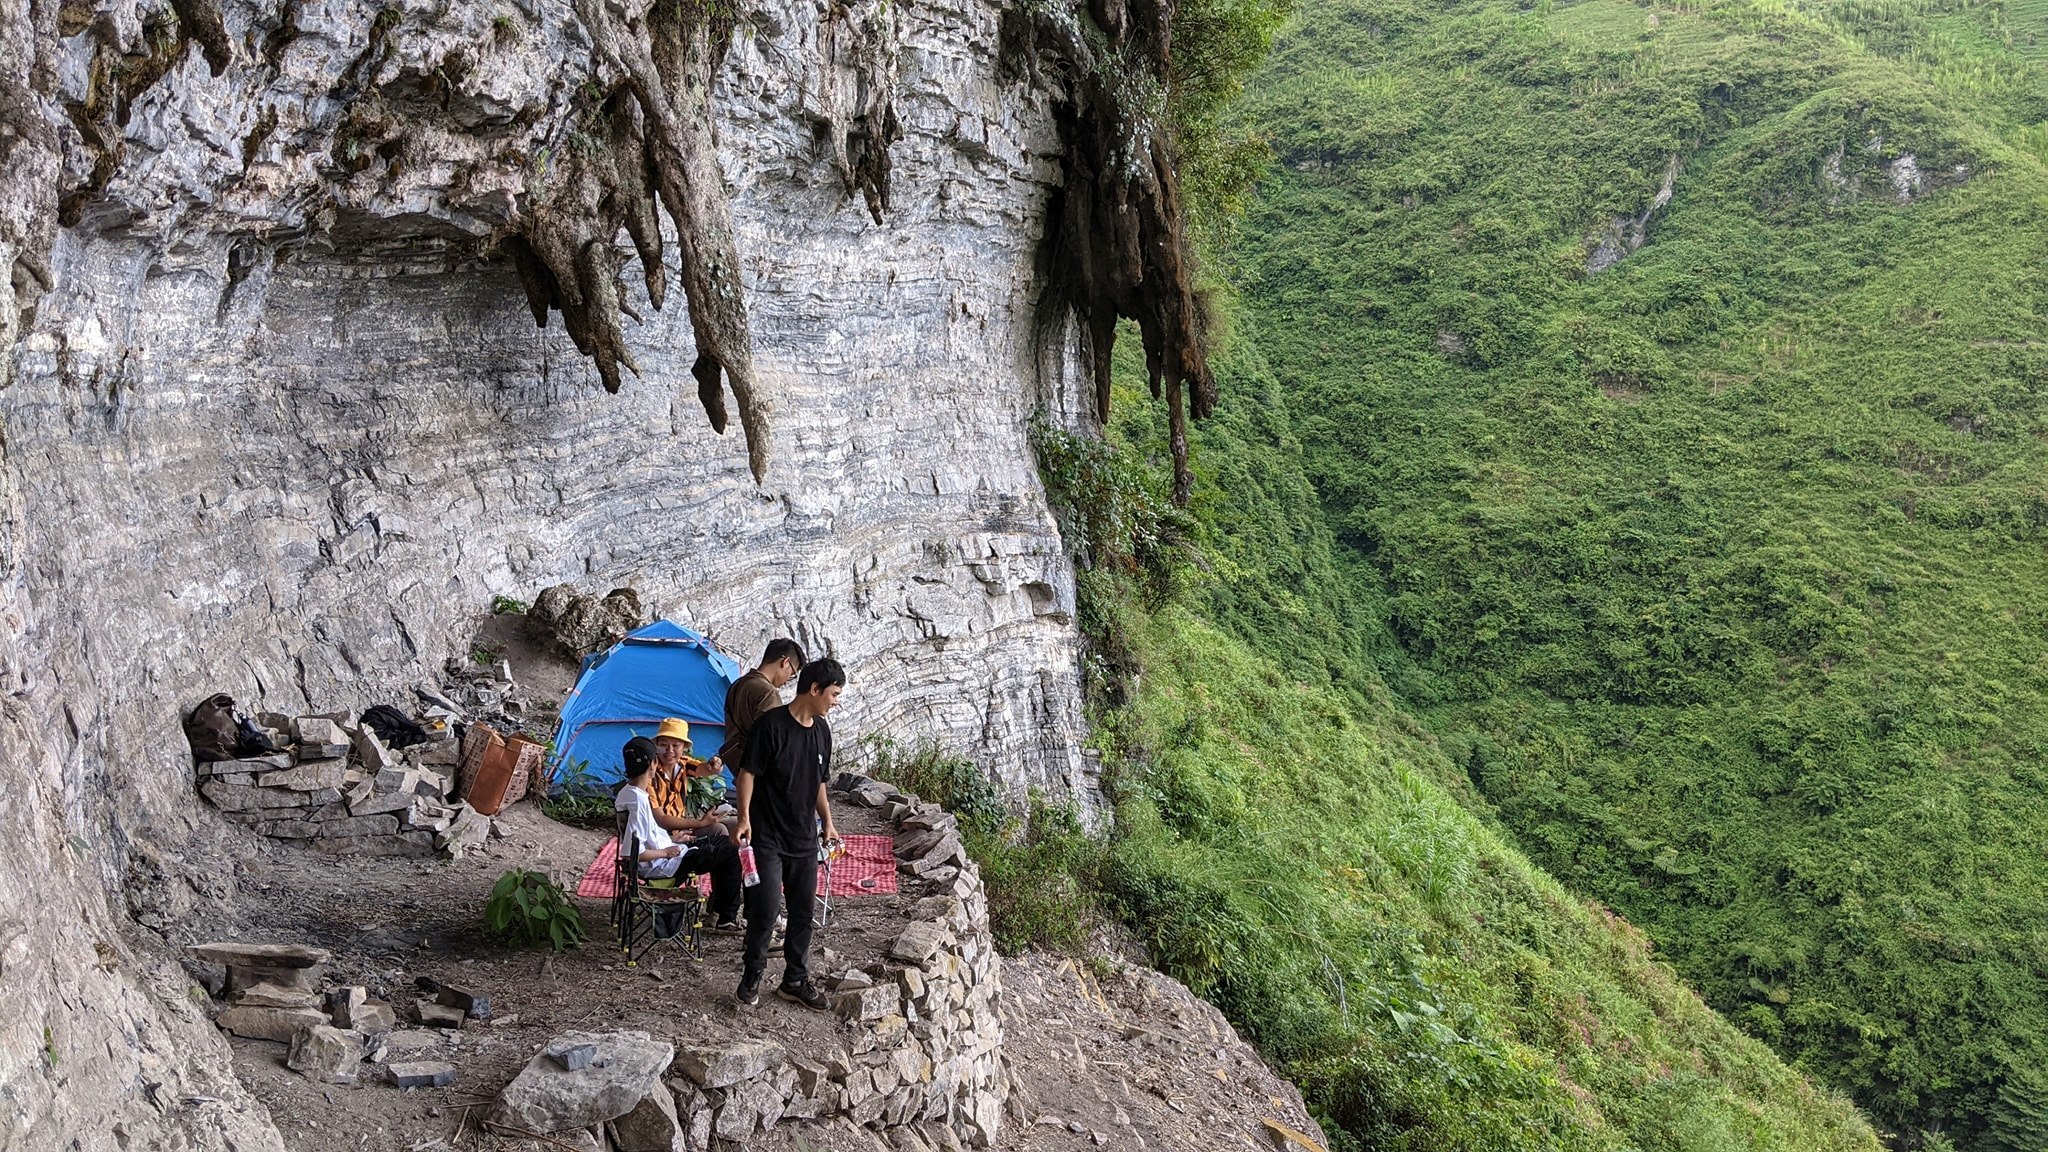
[550,620,744,790]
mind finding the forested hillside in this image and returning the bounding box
[1205,0,2048,1145]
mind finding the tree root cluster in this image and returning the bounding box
[1005,0,1215,504]
[503,0,770,482]
[811,0,904,224]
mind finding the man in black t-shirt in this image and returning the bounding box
[734,657,844,1009]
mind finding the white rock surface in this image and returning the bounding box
[0,0,1097,1146]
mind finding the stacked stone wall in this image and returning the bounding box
[664,773,1003,1150]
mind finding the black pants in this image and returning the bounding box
[675,838,743,924]
[743,845,817,987]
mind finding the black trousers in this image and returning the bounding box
[675,837,742,923]
[742,845,817,987]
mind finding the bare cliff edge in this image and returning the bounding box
[0,0,1145,1145]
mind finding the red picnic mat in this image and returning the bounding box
[572,837,709,901]
[573,837,622,899]
[824,834,898,897]
[573,834,898,900]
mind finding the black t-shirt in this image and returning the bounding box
[740,705,830,851]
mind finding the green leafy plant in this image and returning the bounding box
[539,758,615,828]
[489,594,529,615]
[864,736,1108,955]
[484,869,587,951]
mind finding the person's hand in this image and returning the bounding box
[735,819,751,845]
[708,755,724,772]
[667,845,684,859]
[821,821,840,846]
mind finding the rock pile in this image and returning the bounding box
[196,711,491,857]
[193,942,495,1089]
[481,772,1006,1151]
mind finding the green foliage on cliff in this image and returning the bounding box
[1194,0,2048,1144]
[1030,358,1878,1150]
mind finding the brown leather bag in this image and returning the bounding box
[184,694,241,763]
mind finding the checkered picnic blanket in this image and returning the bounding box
[572,834,898,900]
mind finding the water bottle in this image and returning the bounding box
[739,842,760,887]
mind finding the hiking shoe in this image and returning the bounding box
[736,973,761,1007]
[706,918,745,936]
[766,932,785,956]
[776,980,830,1010]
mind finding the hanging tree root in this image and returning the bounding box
[1005,0,1216,505]
[812,0,905,224]
[509,0,772,484]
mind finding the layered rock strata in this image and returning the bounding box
[0,0,1097,1145]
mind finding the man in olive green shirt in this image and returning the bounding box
[719,638,804,770]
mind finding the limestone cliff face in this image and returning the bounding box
[0,0,1094,1144]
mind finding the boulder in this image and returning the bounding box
[672,1038,785,1089]
[529,584,645,656]
[286,1024,362,1084]
[490,1030,673,1134]
[605,1085,683,1152]
[355,1000,399,1034]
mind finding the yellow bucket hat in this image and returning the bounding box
[655,718,690,744]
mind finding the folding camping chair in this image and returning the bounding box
[610,810,705,964]
[815,822,842,927]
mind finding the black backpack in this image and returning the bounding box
[361,704,430,749]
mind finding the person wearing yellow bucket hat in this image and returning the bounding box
[646,718,732,839]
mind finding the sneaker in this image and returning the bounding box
[706,918,745,936]
[775,980,829,1010]
[766,932,786,956]
[735,973,761,1007]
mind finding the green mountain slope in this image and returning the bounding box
[1219,0,2048,1143]
[1007,354,1878,1150]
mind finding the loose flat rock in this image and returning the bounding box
[226,963,322,994]
[547,1039,599,1071]
[415,1000,465,1029]
[887,920,949,964]
[491,1030,673,1133]
[293,717,346,746]
[188,942,333,969]
[386,1061,457,1089]
[256,761,347,791]
[216,1005,331,1043]
[673,1038,785,1089]
[195,754,293,777]
[236,982,322,1009]
[417,975,491,1019]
